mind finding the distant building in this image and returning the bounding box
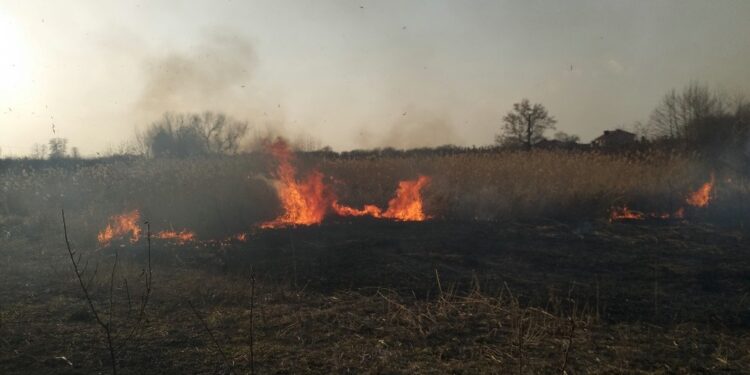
[592,129,637,148]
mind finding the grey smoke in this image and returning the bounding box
[357,111,463,149]
[137,31,257,119]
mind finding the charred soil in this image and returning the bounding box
[1,219,750,373]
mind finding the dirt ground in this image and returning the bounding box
[1,218,750,374]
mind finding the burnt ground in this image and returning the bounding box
[1,219,750,373]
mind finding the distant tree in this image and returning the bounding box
[143,112,249,158]
[292,132,323,152]
[683,103,750,166]
[649,82,723,139]
[48,138,68,159]
[31,143,48,159]
[190,112,249,154]
[496,99,557,150]
[71,147,81,159]
[648,82,750,167]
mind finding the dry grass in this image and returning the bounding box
[2,150,740,243]
[1,149,748,373]
[320,150,713,220]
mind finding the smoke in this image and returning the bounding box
[135,31,260,124]
[383,114,462,149]
[355,110,463,149]
[133,30,467,152]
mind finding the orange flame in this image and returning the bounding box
[261,139,333,228]
[260,139,432,228]
[611,206,687,222]
[609,206,644,221]
[673,207,685,219]
[332,176,431,222]
[610,174,715,222]
[686,174,715,208]
[154,230,196,244]
[331,202,383,217]
[98,210,142,246]
[381,175,431,221]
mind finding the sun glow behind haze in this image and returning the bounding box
[2,1,750,156]
[0,13,32,101]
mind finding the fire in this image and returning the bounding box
[381,175,432,221]
[610,174,715,222]
[331,202,383,217]
[261,139,432,228]
[609,205,644,221]
[98,210,199,246]
[332,176,432,222]
[609,206,689,222]
[673,207,685,219]
[97,210,142,246]
[686,174,715,208]
[154,230,196,244]
[260,139,333,228]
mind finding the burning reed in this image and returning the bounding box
[1,148,747,244]
[259,139,431,228]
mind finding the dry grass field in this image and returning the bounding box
[2,149,737,231]
[1,149,749,373]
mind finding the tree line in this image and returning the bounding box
[16,81,750,167]
[496,82,749,163]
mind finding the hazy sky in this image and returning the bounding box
[1,0,749,155]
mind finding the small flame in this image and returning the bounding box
[98,210,142,246]
[154,230,196,244]
[331,202,383,217]
[609,206,644,221]
[610,173,715,222]
[686,174,715,208]
[261,139,333,228]
[332,176,431,222]
[673,207,685,219]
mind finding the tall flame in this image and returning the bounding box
[686,174,715,208]
[98,210,142,246]
[260,139,432,227]
[381,175,431,221]
[261,139,333,228]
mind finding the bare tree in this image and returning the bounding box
[48,138,68,159]
[292,132,323,152]
[143,112,248,157]
[649,82,723,139]
[649,89,681,138]
[497,99,557,150]
[190,112,249,154]
[31,143,48,159]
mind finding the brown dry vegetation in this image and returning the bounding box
[1,149,738,233]
[1,150,749,374]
